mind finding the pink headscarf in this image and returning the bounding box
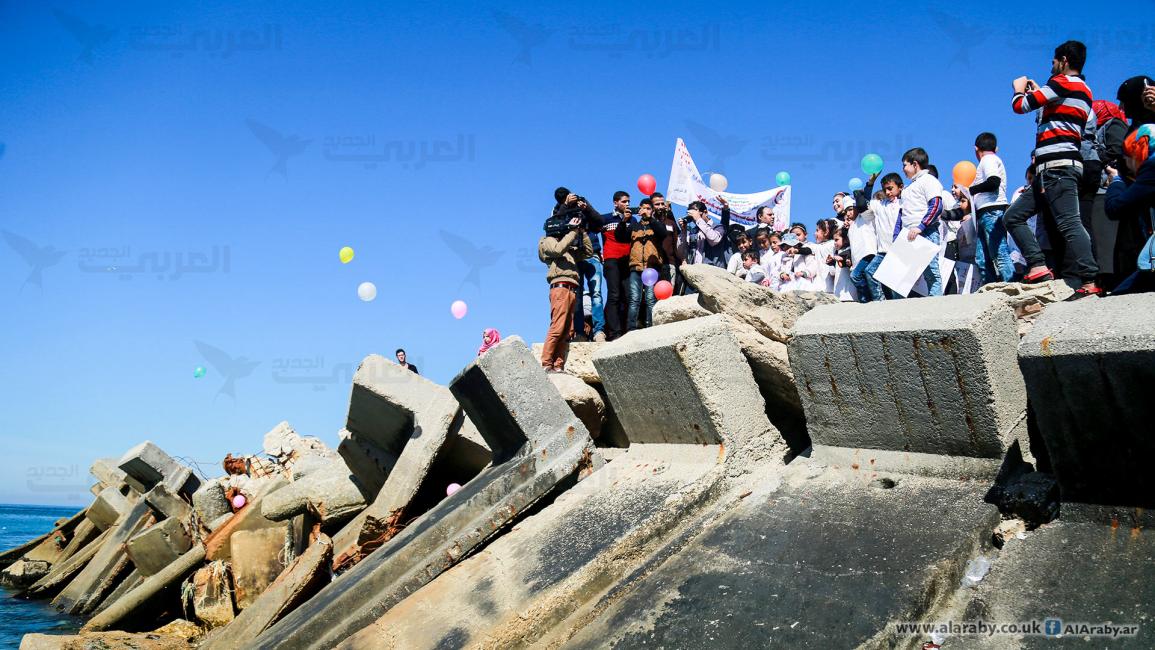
[478,328,501,356]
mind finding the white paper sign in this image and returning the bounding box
[874,234,941,297]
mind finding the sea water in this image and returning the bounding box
[0,504,85,648]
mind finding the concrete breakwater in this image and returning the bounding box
[4,265,1153,649]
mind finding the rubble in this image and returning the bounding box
[547,371,606,439]
[125,518,193,576]
[1,558,51,588]
[531,341,603,384]
[651,293,712,325]
[189,561,237,628]
[86,487,131,531]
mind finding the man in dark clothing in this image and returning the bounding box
[1104,125,1155,293]
[395,349,418,374]
[651,192,681,284]
[553,187,605,342]
[600,191,633,340]
[616,198,668,330]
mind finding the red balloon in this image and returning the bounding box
[637,174,657,196]
[653,280,674,300]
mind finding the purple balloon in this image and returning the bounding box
[641,268,659,287]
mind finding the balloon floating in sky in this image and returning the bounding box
[193,366,206,379]
[653,280,674,300]
[848,177,865,192]
[641,268,659,287]
[709,173,728,192]
[451,300,468,319]
[775,171,791,187]
[861,153,884,176]
[232,494,246,509]
[637,173,657,196]
[953,160,977,187]
[357,281,377,302]
[339,246,355,264]
[446,483,462,496]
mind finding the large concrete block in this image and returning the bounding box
[531,342,603,384]
[1019,294,1155,506]
[86,487,131,531]
[116,441,200,495]
[144,483,192,521]
[547,372,605,439]
[125,517,193,576]
[191,561,236,628]
[262,460,367,524]
[592,314,784,471]
[53,499,154,614]
[652,293,712,326]
[89,458,132,491]
[790,294,1025,459]
[0,559,50,588]
[193,480,231,525]
[252,337,598,650]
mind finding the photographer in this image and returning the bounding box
[538,211,593,372]
[616,198,667,330]
[651,193,682,285]
[553,187,605,341]
[600,191,633,340]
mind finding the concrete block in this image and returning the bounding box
[547,372,605,439]
[144,483,192,521]
[231,526,290,611]
[116,441,201,496]
[1,511,84,570]
[126,517,193,576]
[262,461,367,524]
[531,342,603,384]
[1019,294,1155,506]
[86,487,131,531]
[191,561,236,628]
[262,421,333,463]
[592,314,784,471]
[193,480,231,525]
[336,432,399,497]
[89,458,131,491]
[203,478,289,562]
[83,544,206,632]
[251,337,598,650]
[652,293,711,326]
[53,499,154,614]
[25,529,112,597]
[680,262,838,342]
[0,558,50,588]
[790,293,1025,459]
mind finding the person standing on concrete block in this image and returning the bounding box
[896,147,945,297]
[539,211,594,372]
[1104,125,1155,294]
[395,349,418,374]
[618,197,667,330]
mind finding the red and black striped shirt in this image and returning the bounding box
[1012,74,1093,165]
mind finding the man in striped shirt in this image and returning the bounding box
[1002,40,1101,297]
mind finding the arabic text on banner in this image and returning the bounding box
[665,138,791,229]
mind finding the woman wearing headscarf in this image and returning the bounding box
[478,328,501,356]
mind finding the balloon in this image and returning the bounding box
[193,366,206,379]
[953,160,977,187]
[849,177,865,192]
[641,268,659,287]
[357,281,377,302]
[861,153,884,176]
[339,246,354,264]
[775,171,791,186]
[231,494,246,509]
[709,173,728,192]
[451,300,468,319]
[637,174,656,196]
[446,483,462,496]
[653,280,674,300]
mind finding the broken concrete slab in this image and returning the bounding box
[263,421,334,465]
[53,499,154,615]
[143,483,192,521]
[1019,294,1155,507]
[25,529,112,597]
[192,480,231,526]
[202,535,333,649]
[978,279,1074,336]
[90,458,135,492]
[548,372,605,440]
[530,342,603,385]
[87,487,131,531]
[0,510,85,570]
[592,314,786,472]
[652,293,711,326]
[790,293,1026,460]
[563,462,1000,649]
[83,544,207,632]
[190,561,236,628]
[53,519,100,566]
[125,517,193,576]
[680,262,839,342]
[0,558,51,588]
[203,477,289,561]
[230,526,290,611]
[251,336,599,650]
[117,441,197,494]
[262,460,368,524]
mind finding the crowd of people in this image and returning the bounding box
[536,40,1155,372]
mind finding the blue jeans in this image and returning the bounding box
[850,255,880,302]
[973,208,1014,284]
[578,257,605,335]
[863,253,894,300]
[627,270,656,330]
[917,229,942,297]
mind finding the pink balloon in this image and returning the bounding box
[231,494,247,509]
[446,483,462,496]
[637,174,656,196]
[451,300,468,319]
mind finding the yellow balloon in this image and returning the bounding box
[339,246,354,264]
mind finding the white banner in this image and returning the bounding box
[666,138,791,229]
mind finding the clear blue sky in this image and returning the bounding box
[0,0,1149,505]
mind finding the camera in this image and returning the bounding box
[544,213,580,238]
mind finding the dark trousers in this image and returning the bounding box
[1003,165,1098,282]
[602,256,628,339]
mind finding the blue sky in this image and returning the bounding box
[0,0,1150,505]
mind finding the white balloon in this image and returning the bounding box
[357,281,377,302]
[709,173,728,192]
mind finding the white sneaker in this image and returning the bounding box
[593,331,607,343]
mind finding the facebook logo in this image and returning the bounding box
[1044,618,1062,636]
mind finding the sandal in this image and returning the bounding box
[1065,286,1104,301]
[1023,268,1055,284]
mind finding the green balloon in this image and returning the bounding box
[194,366,206,379]
[775,171,791,187]
[861,153,884,176]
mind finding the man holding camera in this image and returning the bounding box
[616,198,667,330]
[553,187,605,341]
[539,211,594,372]
[600,191,633,340]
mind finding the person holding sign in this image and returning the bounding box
[897,147,945,297]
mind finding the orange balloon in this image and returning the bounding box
[953,160,977,187]
[653,280,674,300]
